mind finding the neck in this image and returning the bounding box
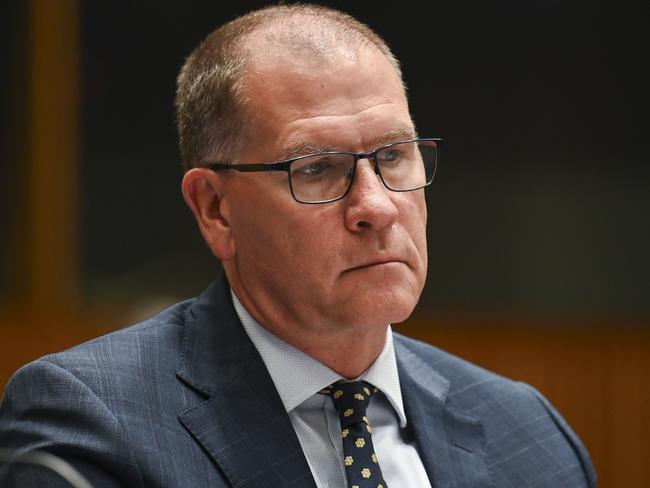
[230,279,388,379]
[289,325,388,379]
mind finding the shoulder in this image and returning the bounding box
[8,300,186,391]
[3,298,196,412]
[395,332,540,405]
[394,332,520,398]
[50,299,191,366]
[394,333,577,438]
[0,299,201,486]
[394,333,597,487]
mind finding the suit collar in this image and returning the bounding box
[176,276,316,487]
[395,336,494,488]
[176,277,258,396]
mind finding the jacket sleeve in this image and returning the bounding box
[0,359,144,487]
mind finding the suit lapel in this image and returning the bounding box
[176,277,316,487]
[395,338,493,488]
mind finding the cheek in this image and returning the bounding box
[289,211,346,274]
[415,198,428,255]
[401,193,428,249]
[233,197,341,278]
[399,195,428,287]
[229,196,289,263]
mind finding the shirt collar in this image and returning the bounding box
[231,291,408,427]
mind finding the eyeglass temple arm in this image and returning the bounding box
[205,162,291,172]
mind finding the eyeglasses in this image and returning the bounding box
[204,138,441,204]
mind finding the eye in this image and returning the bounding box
[383,149,400,161]
[293,156,342,178]
[301,161,329,176]
[379,147,404,165]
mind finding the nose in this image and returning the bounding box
[344,159,399,232]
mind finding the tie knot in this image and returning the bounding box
[319,381,378,427]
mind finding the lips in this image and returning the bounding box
[345,257,405,272]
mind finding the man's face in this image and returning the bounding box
[219,43,428,336]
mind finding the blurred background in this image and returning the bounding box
[1,0,648,485]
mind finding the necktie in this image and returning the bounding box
[320,380,388,488]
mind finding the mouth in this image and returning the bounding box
[345,257,406,273]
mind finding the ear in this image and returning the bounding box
[181,168,236,260]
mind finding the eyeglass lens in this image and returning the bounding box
[289,140,437,203]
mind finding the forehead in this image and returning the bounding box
[244,19,362,68]
[240,41,412,161]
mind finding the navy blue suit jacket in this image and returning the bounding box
[0,277,596,486]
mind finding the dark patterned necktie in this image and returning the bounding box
[320,380,388,488]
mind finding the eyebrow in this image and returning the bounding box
[369,127,417,148]
[277,127,418,161]
[278,142,338,160]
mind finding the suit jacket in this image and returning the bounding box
[0,276,596,487]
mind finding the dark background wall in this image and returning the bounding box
[74,1,649,320]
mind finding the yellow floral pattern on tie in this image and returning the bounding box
[319,380,388,487]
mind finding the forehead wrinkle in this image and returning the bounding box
[278,126,417,161]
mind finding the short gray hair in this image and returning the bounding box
[175,4,403,171]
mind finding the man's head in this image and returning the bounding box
[175,4,403,171]
[179,4,429,368]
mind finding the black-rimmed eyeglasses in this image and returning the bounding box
[203,138,441,204]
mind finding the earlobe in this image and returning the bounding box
[181,168,236,260]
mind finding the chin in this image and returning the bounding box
[330,270,424,326]
[342,289,419,328]
[382,283,423,322]
[384,300,417,325]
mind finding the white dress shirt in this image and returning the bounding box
[232,292,432,488]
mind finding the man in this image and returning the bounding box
[0,4,596,487]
